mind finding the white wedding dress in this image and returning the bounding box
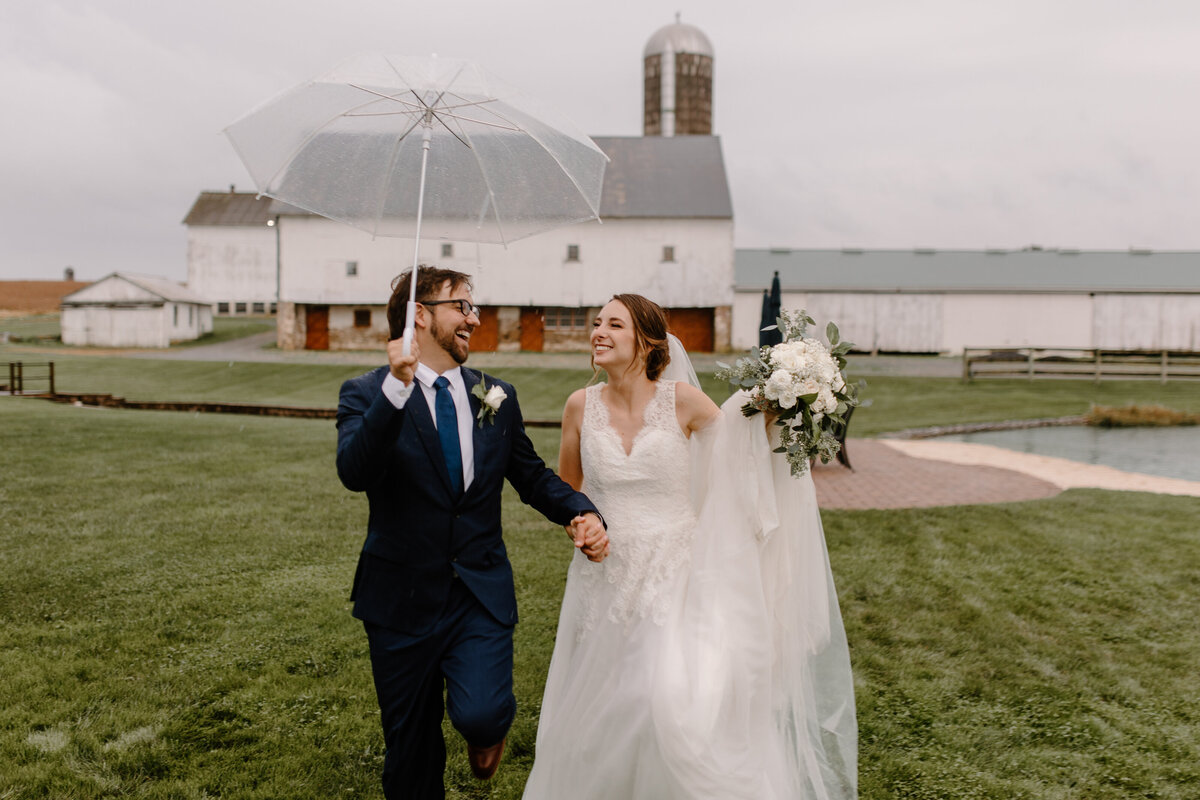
[523,379,857,800]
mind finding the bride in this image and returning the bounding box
[523,294,857,800]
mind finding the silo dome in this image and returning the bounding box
[643,20,714,59]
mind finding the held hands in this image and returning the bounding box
[387,337,420,385]
[567,513,609,563]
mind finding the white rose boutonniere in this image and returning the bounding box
[471,376,507,427]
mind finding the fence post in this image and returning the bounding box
[7,362,13,395]
[1161,350,1168,385]
[1027,349,1034,379]
[962,350,971,382]
[1094,349,1101,384]
[48,362,55,395]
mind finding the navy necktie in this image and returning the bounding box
[433,376,463,495]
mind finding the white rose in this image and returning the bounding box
[763,369,800,409]
[770,343,804,373]
[798,378,820,397]
[483,384,507,410]
[833,372,846,392]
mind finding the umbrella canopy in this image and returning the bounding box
[224,53,608,245]
[759,270,783,347]
[225,53,609,351]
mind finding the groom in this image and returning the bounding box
[336,267,607,800]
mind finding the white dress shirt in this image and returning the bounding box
[382,364,475,491]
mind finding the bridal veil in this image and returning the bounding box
[654,337,857,799]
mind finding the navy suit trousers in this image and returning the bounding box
[363,579,516,800]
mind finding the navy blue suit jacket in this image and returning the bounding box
[336,366,598,635]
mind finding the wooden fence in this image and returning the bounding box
[963,348,1200,383]
[5,362,55,395]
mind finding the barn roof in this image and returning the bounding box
[590,136,732,219]
[736,248,1200,294]
[182,189,275,226]
[264,135,733,222]
[62,273,211,306]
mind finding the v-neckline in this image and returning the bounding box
[599,382,658,458]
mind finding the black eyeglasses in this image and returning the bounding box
[421,299,481,318]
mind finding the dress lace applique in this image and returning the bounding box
[571,380,694,638]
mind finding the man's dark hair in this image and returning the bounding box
[387,266,474,340]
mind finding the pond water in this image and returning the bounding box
[936,425,1200,483]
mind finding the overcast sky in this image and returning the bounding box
[3,0,1198,282]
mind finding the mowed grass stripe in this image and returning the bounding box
[3,388,1199,797]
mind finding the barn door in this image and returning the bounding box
[519,307,544,351]
[666,308,714,352]
[305,305,329,350]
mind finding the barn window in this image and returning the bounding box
[217,302,229,314]
[235,302,247,313]
[566,244,580,262]
[346,261,358,276]
[441,243,454,258]
[662,245,675,262]
[544,307,589,331]
[354,309,372,328]
[252,302,265,313]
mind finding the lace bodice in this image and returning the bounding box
[571,380,695,634]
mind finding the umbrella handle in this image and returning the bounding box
[402,304,416,356]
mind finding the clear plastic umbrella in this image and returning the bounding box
[224,53,608,352]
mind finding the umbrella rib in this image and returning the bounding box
[258,88,427,192]
[345,84,520,131]
[498,116,607,219]
[446,116,507,244]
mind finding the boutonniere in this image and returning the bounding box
[470,374,507,427]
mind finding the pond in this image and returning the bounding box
[936,425,1200,483]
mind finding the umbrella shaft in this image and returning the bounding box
[404,123,435,355]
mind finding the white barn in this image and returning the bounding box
[272,135,735,352]
[733,248,1200,354]
[61,273,213,348]
[182,188,277,315]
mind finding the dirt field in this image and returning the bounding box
[0,281,88,313]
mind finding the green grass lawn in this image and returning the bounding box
[2,399,1198,798]
[0,313,61,340]
[4,350,1197,431]
[0,314,275,349]
[174,316,276,348]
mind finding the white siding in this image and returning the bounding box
[1094,294,1200,350]
[944,294,1093,352]
[733,292,942,352]
[278,216,733,309]
[733,289,1200,355]
[62,306,168,348]
[186,225,277,309]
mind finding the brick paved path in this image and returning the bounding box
[811,439,1061,510]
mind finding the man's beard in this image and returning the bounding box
[431,316,469,364]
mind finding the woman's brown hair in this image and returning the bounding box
[608,293,671,381]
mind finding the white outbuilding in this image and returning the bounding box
[61,273,214,348]
[734,248,1200,354]
[182,188,278,315]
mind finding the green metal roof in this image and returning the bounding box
[736,248,1200,293]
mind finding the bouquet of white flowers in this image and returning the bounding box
[715,310,862,477]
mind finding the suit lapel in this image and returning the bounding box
[406,380,456,497]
